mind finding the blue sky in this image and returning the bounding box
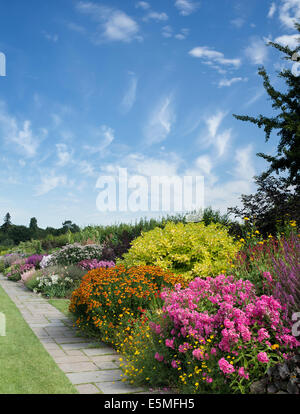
[0,0,299,228]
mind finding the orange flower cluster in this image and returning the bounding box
[69,265,186,345]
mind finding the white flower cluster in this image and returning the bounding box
[40,254,53,268]
[33,274,73,291]
[48,243,103,266]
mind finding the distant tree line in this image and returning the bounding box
[0,213,80,247]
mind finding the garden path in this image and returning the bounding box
[0,275,154,394]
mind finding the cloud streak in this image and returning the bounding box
[175,0,200,16]
[189,46,241,68]
[144,95,176,145]
[76,1,141,43]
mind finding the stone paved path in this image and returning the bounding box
[0,275,150,394]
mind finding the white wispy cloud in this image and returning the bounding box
[83,124,115,153]
[245,37,268,64]
[79,160,96,177]
[194,155,214,176]
[214,129,232,158]
[42,31,59,42]
[143,11,168,22]
[234,145,255,181]
[67,22,86,34]
[121,73,138,114]
[205,111,227,138]
[175,0,200,16]
[275,33,300,49]
[230,17,245,28]
[162,25,173,38]
[162,26,189,40]
[279,0,300,29]
[56,143,73,166]
[185,145,256,214]
[135,1,150,10]
[125,152,181,177]
[189,46,241,68]
[35,173,68,196]
[144,95,176,145]
[218,77,248,87]
[0,102,46,158]
[203,110,231,158]
[175,28,189,40]
[76,1,141,43]
[244,88,266,107]
[268,2,277,18]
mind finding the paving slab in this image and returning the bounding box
[75,384,101,394]
[82,347,118,356]
[66,369,123,385]
[95,381,146,394]
[58,362,99,373]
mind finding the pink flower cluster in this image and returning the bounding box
[78,259,115,270]
[150,274,300,384]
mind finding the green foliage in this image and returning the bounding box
[0,259,5,273]
[29,217,38,238]
[7,264,23,281]
[11,239,43,255]
[233,24,300,191]
[25,265,86,298]
[228,175,299,237]
[24,270,41,291]
[119,222,241,279]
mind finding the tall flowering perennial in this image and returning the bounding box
[25,254,44,267]
[143,275,299,393]
[233,233,299,304]
[69,265,187,346]
[270,233,300,319]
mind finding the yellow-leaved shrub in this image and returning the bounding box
[118,222,241,280]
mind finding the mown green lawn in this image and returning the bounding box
[0,285,78,394]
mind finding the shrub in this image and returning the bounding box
[34,274,74,298]
[119,222,240,280]
[2,253,24,268]
[48,243,103,266]
[6,264,22,281]
[26,265,87,298]
[62,264,87,285]
[24,270,43,291]
[6,262,32,281]
[69,265,187,345]
[121,275,299,394]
